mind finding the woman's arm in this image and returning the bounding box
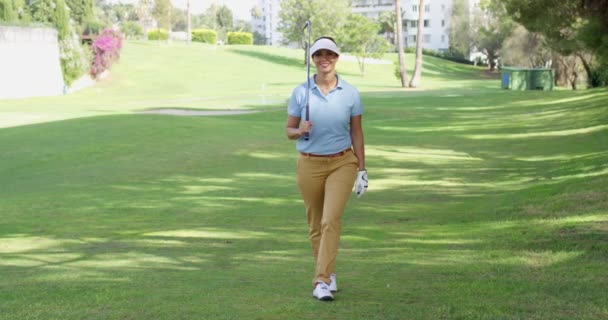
[286,115,312,140]
[350,115,365,171]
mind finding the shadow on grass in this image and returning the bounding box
[1,88,607,319]
[230,48,304,69]
[229,48,360,78]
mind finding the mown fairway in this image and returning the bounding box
[0,42,607,319]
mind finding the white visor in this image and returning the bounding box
[310,38,340,56]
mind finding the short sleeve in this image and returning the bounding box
[288,86,304,118]
[351,89,363,116]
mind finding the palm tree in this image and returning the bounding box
[409,0,424,87]
[395,0,408,87]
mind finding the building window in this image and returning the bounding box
[441,20,445,27]
[424,34,431,43]
[441,35,445,42]
[441,4,445,11]
[424,19,430,27]
[412,5,418,12]
[425,4,430,12]
[409,35,417,43]
[410,20,417,28]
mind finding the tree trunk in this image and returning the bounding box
[186,0,191,44]
[487,50,497,71]
[409,0,425,87]
[571,71,579,90]
[395,0,408,87]
[576,52,594,88]
[357,57,366,76]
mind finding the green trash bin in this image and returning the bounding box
[528,68,554,91]
[500,67,554,91]
[500,67,529,90]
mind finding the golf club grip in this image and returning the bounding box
[303,102,310,140]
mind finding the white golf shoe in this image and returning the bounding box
[329,274,338,292]
[312,281,334,301]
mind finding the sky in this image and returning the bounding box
[161,0,259,20]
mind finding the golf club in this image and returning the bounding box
[302,20,311,141]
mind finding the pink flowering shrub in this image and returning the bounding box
[91,29,123,78]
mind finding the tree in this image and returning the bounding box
[0,0,17,21]
[152,0,171,36]
[503,0,608,87]
[472,0,515,71]
[448,0,473,58]
[253,31,266,45]
[65,0,94,27]
[11,0,30,21]
[278,0,350,46]
[394,0,408,87]
[215,4,233,31]
[194,4,233,41]
[500,25,552,68]
[376,10,397,45]
[409,0,424,87]
[186,0,190,43]
[136,0,154,31]
[250,5,261,20]
[171,7,186,31]
[338,14,389,76]
[234,19,251,32]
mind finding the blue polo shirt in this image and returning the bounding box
[288,74,363,154]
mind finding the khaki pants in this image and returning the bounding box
[296,150,358,286]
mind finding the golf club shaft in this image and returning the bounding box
[302,20,311,141]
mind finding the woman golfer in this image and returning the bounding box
[285,36,368,301]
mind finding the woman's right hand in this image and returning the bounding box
[299,120,313,135]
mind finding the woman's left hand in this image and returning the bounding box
[355,169,368,198]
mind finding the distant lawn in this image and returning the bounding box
[0,41,492,128]
[0,42,607,319]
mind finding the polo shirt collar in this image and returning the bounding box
[311,74,343,91]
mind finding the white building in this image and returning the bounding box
[254,0,479,53]
[252,0,283,46]
[407,0,454,52]
[352,0,470,53]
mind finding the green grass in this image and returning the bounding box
[0,42,607,320]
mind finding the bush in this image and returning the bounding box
[82,19,105,36]
[191,29,216,44]
[60,31,89,85]
[54,0,70,39]
[590,63,608,87]
[56,0,88,85]
[0,0,16,21]
[11,0,29,21]
[91,28,123,78]
[227,32,253,45]
[24,0,88,86]
[28,0,55,25]
[65,0,93,27]
[148,28,168,40]
[120,21,144,39]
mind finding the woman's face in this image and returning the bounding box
[313,49,339,74]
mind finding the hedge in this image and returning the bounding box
[148,28,168,40]
[227,32,253,45]
[121,21,144,39]
[191,29,216,44]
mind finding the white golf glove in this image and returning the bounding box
[355,169,368,198]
